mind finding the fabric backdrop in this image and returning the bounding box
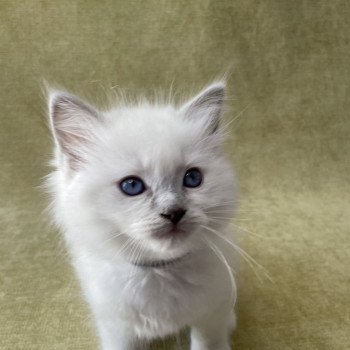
[0,1,349,349]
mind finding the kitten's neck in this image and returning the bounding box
[130,252,191,269]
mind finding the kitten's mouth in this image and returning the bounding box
[168,226,184,235]
[154,225,188,240]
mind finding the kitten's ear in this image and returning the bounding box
[49,91,101,170]
[179,82,225,133]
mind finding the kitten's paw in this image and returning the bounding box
[190,310,235,350]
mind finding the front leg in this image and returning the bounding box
[190,310,236,350]
[97,320,149,350]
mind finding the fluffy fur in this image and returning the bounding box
[46,82,237,350]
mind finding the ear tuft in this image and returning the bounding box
[49,91,100,170]
[179,82,226,133]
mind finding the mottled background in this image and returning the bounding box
[0,1,349,349]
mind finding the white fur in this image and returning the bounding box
[46,82,237,350]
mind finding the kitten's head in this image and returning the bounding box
[48,82,236,262]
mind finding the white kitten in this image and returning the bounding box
[46,82,237,350]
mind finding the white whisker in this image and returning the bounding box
[201,236,236,304]
[228,222,271,240]
[201,225,274,283]
[221,103,251,130]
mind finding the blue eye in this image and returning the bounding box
[183,168,202,188]
[120,177,145,196]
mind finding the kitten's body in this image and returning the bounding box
[47,82,237,349]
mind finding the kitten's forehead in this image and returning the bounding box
[109,105,186,137]
[104,105,201,171]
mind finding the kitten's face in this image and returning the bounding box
[49,83,236,261]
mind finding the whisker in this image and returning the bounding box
[204,226,263,283]
[201,236,237,304]
[221,103,251,130]
[134,242,146,266]
[127,239,144,279]
[201,225,274,283]
[204,202,240,208]
[209,216,250,222]
[114,237,136,259]
[209,216,231,219]
[97,231,127,247]
[129,239,140,264]
[208,200,240,204]
[204,210,236,214]
[207,218,271,240]
[229,222,271,240]
[205,209,257,213]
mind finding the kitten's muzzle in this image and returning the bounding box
[160,208,186,225]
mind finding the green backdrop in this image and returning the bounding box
[0,1,349,349]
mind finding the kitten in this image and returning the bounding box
[46,81,237,350]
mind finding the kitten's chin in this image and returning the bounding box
[143,225,202,259]
[152,225,189,240]
[151,219,200,239]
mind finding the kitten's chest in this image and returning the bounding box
[116,262,220,336]
[114,258,217,312]
[77,253,229,337]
